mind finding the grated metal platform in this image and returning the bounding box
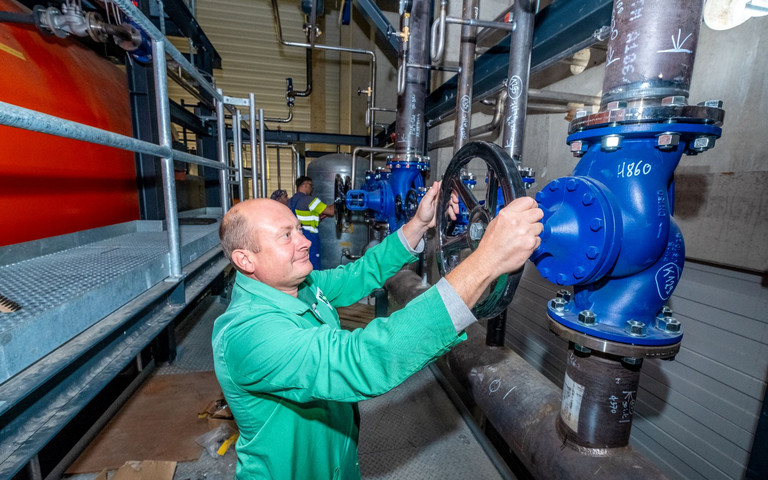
[0,215,221,385]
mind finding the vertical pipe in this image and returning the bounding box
[259,108,267,198]
[152,39,182,279]
[501,0,536,164]
[601,0,705,105]
[233,109,244,201]
[395,0,430,160]
[453,0,479,154]
[216,89,230,212]
[485,310,506,346]
[249,93,258,199]
[291,145,299,186]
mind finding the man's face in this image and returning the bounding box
[247,204,313,292]
[299,181,313,195]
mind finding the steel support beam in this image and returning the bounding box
[352,0,400,65]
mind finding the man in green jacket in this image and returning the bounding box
[213,181,543,479]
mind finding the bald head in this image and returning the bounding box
[219,199,293,260]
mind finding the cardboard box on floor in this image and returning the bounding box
[94,460,176,480]
[199,395,238,431]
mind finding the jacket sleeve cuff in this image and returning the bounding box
[435,278,477,333]
[396,228,425,255]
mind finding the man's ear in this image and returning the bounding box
[231,248,257,274]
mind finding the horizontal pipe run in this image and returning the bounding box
[445,16,515,31]
[528,89,601,106]
[111,0,223,103]
[447,325,671,480]
[0,100,227,171]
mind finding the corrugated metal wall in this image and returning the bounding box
[504,263,768,480]
[167,0,343,198]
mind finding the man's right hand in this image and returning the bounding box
[445,196,544,310]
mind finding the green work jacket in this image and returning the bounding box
[212,231,469,479]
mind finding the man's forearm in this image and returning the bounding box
[400,218,430,251]
[444,254,498,309]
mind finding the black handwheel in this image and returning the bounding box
[437,141,527,319]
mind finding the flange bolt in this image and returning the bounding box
[578,310,596,325]
[550,297,567,312]
[625,320,647,336]
[556,289,572,302]
[655,315,681,333]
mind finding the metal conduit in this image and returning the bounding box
[216,89,231,212]
[233,109,245,201]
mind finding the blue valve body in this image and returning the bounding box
[532,122,722,346]
[346,161,427,232]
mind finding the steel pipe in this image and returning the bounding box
[453,0,479,154]
[152,39,182,280]
[395,0,431,159]
[429,90,506,150]
[501,0,536,163]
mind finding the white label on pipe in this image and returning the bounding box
[561,372,585,432]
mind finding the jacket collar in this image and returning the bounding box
[234,271,316,315]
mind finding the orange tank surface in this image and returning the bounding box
[0,0,139,246]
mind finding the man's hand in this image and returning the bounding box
[401,181,458,249]
[446,196,544,309]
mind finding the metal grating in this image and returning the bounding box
[0,221,221,384]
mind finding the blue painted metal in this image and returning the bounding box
[352,0,400,62]
[424,0,613,125]
[531,122,722,346]
[346,161,428,231]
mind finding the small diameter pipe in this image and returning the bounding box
[216,89,231,212]
[258,108,267,198]
[351,146,393,187]
[445,16,515,31]
[249,93,258,199]
[453,0,479,154]
[152,39,182,280]
[430,90,506,150]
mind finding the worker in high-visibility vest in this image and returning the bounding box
[288,176,334,270]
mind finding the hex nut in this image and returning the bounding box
[656,315,681,333]
[578,310,596,325]
[698,99,724,108]
[692,136,715,151]
[601,135,623,151]
[574,344,591,354]
[625,320,647,336]
[660,305,673,317]
[656,133,681,149]
[550,297,567,312]
[556,289,572,302]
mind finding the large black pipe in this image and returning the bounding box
[395,0,431,160]
[601,0,705,105]
[447,326,670,480]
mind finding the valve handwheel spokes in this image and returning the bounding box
[437,141,527,319]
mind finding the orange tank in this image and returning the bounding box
[0,0,139,246]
